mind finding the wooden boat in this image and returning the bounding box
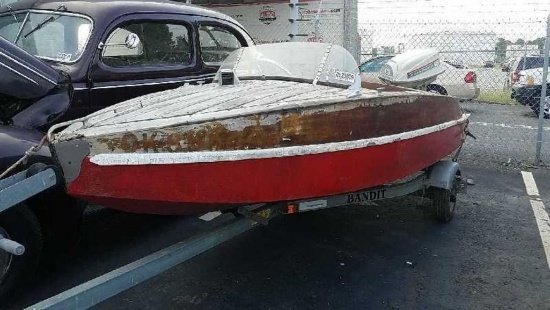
[48,43,468,215]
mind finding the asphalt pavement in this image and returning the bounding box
[461,101,550,169]
[5,101,550,310]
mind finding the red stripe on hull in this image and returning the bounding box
[67,124,465,215]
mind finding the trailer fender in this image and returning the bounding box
[427,161,461,190]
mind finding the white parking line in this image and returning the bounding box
[521,171,550,270]
[470,122,550,131]
[471,122,550,131]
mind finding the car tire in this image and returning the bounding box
[0,204,43,301]
[530,97,550,119]
[427,84,448,95]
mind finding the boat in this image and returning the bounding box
[377,48,446,89]
[47,42,469,215]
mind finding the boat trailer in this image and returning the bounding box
[0,160,463,309]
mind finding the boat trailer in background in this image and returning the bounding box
[0,160,463,309]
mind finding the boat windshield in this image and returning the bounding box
[0,9,92,63]
[216,42,360,87]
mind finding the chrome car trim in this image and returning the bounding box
[0,59,38,85]
[0,49,56,85]
[91,75,216,90]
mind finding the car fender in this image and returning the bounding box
[0,125,52,173]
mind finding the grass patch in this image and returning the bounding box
[477,90,517,105]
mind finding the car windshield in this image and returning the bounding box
[0,10,92,63]
[359,57,391,73]
[216,42,360,87]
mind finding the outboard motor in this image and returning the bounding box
[377,48,445,89]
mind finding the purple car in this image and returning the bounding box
[0,0,253,299]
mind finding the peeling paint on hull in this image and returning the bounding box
[92,96,461,155]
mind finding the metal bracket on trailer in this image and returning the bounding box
[237,203,281,226]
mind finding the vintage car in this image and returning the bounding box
[0,0,252,300]
[0,0,254,128]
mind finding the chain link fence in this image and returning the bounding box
[354,1,550,167]
[357,18,549,105]
[203,0,550,167]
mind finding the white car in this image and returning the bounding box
[360,55,480,100]
[511,67,550,116]
[508,55,545,86]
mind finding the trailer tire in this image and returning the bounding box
[0,204,43,301]
[432,187,457,223]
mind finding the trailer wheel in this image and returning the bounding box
[0,204,43,301]
[431,182,458,223]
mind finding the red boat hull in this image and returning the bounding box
[67,122,466,215]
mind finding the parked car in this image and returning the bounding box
[506,55,545,86]
[0,0,253,300]
[484,60,494,68]
[444,60,468,69]
[359,55,480,100]
[511,67,550,117]
[0,0,254,126]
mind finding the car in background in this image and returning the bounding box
[484,60,494,68]
[0,0,254,126]
[444,60,468,69]
[511,67,550,117]
[507,55,545,86]
[0,0,253,300]
[359,55,480,100]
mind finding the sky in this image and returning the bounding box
[358,0,550,42]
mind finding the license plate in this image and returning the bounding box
[298,200,328,211]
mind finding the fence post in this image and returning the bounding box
[313,0,322,41]
[535,15,550,164]
[289,0,299,42]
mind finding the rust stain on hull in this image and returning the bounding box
[95,95,463,154]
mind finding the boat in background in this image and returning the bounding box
[377,48,446,89]
[48,42,468,215]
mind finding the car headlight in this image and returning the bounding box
[527,76,535,86]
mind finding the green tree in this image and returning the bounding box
[495,37,512,62]
[527,37,546,54]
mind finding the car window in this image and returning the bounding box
[517,57,545,71]
[359,57,390,73]
[199,25,242,65]
[101,22,192,67]
[0,12,26,42]
[0,11,92,63]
